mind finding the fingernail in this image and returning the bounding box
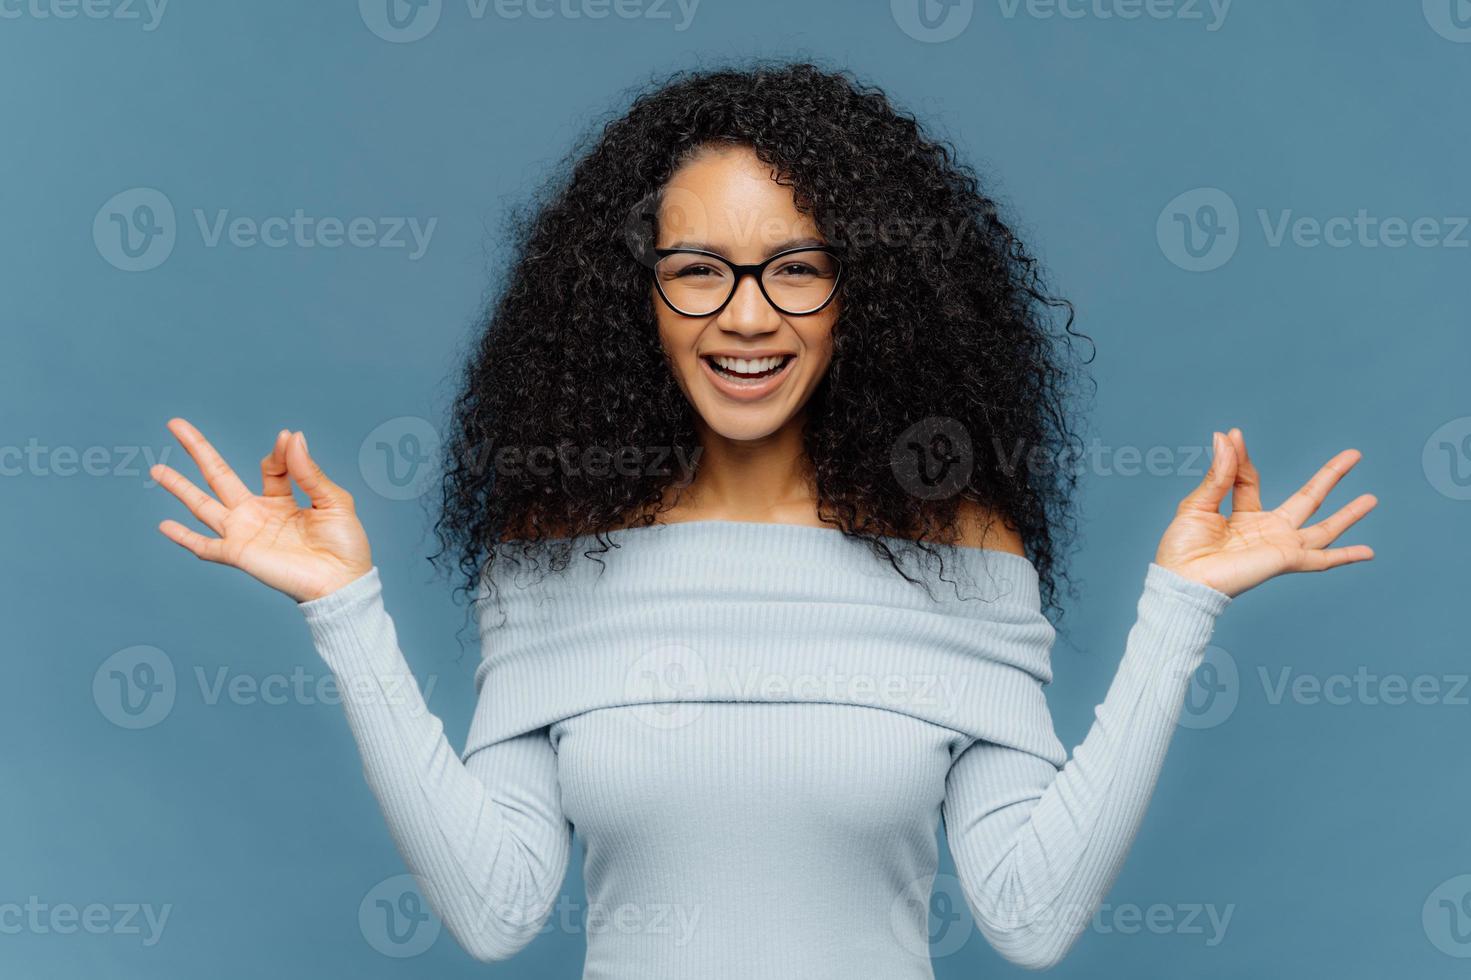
[297,431,308,452]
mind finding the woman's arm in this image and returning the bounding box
[946,428,1375,968]
[150,420,571,960]
[944,563,1226,969]
[300,567,572,961]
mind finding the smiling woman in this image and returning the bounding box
[440,63,1102,608]
[150,61,1376,979]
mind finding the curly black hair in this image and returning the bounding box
[433,58,1092,618]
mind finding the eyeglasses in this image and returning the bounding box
[652,245,843,317]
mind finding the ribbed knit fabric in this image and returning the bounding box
[299,519,1230,978]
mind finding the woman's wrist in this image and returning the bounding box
[298,565,381,617]
[1145,562,1233,614]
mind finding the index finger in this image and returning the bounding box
[166,417,253,507]
[1273,448,1362,528]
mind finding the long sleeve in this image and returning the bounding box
[942,562,1230,970]
[298,566,573,962]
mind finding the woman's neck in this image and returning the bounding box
[663,415,826,526]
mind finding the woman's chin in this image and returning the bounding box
[693,401,793,443]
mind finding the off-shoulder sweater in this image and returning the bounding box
[298,519,1230,978]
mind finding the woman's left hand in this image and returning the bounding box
[1154,428,1377,598]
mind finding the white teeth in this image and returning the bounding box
[710,354,789,375]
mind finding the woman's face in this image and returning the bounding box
[651,145,839,443]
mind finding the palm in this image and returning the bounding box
[153,419,373,601]
[1155,429,1376,597]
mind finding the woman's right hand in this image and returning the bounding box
[151,418,373,602]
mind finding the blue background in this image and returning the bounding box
[3,0,1468,976]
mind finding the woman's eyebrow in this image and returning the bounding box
[664,237,828,256]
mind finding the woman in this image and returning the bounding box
[150,63,1375,977]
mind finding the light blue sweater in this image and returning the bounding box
[299,519,1230,977]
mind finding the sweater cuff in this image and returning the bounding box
[297,566,397,679]
[1129,564,1231,708]
[299,566,382,621]
[1143,563,1232,619]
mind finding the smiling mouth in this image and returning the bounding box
[701,354,795,382]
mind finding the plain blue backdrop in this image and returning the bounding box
[3,0,1468,977]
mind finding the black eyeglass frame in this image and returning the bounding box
[651,245,844,318]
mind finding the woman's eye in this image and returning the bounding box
[676,264,719,277]
[773,263,817,277]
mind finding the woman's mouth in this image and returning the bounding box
[699,353,796,401]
